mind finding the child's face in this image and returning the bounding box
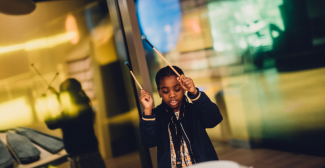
[158,75,185,112]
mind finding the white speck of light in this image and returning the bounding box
[272,30,280,38]
[214,42,225,52]
[239,40,247,49]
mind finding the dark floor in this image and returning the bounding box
[214,141,325,168]
[56,141,325,168]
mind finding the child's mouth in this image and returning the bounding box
[170,100,178,106]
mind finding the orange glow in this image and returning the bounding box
[65,14,79,44]
[188,19,201,33]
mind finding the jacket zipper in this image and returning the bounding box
[180,122,196,164]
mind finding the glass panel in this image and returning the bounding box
[135,0,325,158]
[0,1,143,167]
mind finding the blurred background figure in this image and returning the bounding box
[45,78,106,168]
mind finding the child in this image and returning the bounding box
[139,66,223,168]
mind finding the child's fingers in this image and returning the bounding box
[144,94,151,100]
[177,75,185,85]
[140,90,152,103]
[183,81,192,87]
[177,75,185,81]
[141,89,147,94]
[141,90,151,97]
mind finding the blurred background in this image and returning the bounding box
[0,0,324,168]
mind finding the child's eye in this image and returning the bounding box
[175,89,181,92]
[162,91,169,94]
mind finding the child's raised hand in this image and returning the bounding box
[140,89,153,115]
[177,74,198,95]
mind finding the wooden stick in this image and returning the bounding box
[141,35,180,77]
[129,70,143,90]
[141,36,192,103]
[43,72,59,94]
[152,48,180,76]
[31,64,49,86]
[125,61,143,90]
[31,64,59,94]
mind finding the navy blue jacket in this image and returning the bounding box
[140,90,223,168]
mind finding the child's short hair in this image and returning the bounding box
[155,66,184,90]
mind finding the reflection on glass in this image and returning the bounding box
[137,0,325,158]
[0,97,32,129]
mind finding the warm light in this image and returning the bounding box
[0,97,33,130]
[36,93,86,121]
[35,94,62,121]
[59,92,79,117]
[188,19,201,34]
[0,44,24,54]
[0,32,78,55]
[35,96,48,121]
[65,14,79,44]
[46,94,61,117]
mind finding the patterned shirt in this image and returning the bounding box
[169,112,193,168]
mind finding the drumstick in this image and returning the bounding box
[48,72,59,86]
[31,64,59,94]
[125,61,143,90]
[31,64,49,86]
[141,36,193,103]
[44,72,59,94]
[141,35,180,77]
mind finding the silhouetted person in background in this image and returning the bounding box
[44,78,106,168]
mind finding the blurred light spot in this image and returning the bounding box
[164,24,172,34]
[59,92,78,117]
[235,26,242,33]
[65,14,79,44]
[0,32,77,55]
[254,40,261,47]
[241,5,255,15]
[0,44,24,54]
[272,30,279,38]
[0,97,32,129]
[226,44,233,50]
[48,166,57,168]
[188,20,201,33]
[35,94,61,121]
[239,40,247,49]
[213,42,225,52]
[35,96,48,121]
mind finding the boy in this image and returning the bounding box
[139,66,223,168]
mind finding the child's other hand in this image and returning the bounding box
[140,89,153,115]
[177,74,198,95]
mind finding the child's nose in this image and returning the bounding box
[170,91,177,97]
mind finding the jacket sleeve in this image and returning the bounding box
[45,108,93,130]
[188,88,223,128]
[139,109,158,148]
